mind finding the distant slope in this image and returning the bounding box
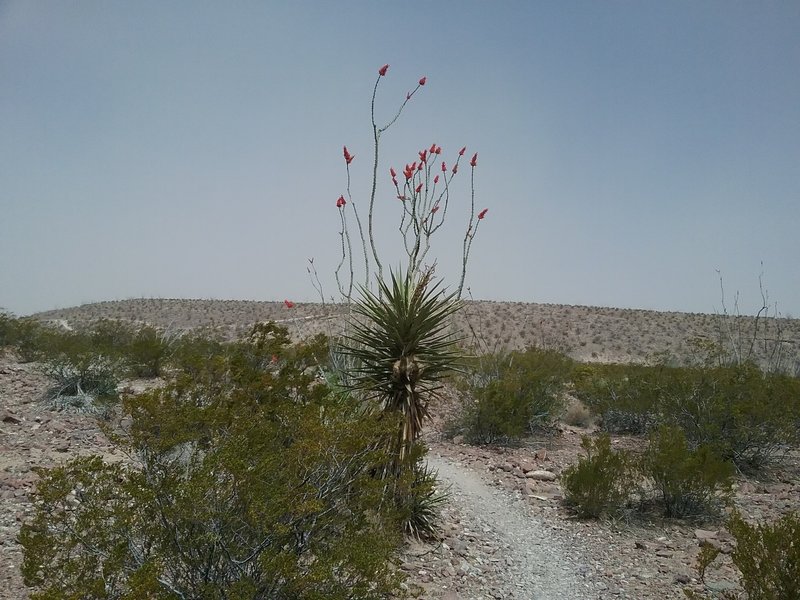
[34,298,800,372]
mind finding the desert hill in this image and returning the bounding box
[32,298,800,372]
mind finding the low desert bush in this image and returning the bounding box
[572,364,661,434]
[727,510,800,600]
[561,433,638,518]
[0,313,50,362]
[688,511,800,600]
[40,356,120,415]
[36,328,123,412]
[20,324,409,599]
[89,319,177,378]
[660,363,800,470]
[457,347,574,444]
[573,362,800,471]
[643,425,733,518]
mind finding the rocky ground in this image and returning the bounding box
[1,352,798,599]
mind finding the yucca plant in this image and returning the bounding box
[344,267,462,468]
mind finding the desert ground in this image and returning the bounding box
[2,299,798,598]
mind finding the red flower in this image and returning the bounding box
[429,143,437,153]
[418,150,427,163]
[433,175,439,184]
[343,146,354,165]
[431,205,439,214]
[390,167,397,178]
[415,183,423,193]
[452,163,458,174]
[418,76,427,86]
[336,195,346,208]
[470,152,478,167]
[403,165,414,180]
[459,146,466,156]
[284,299,295,308]
[478,208,488,220]
[378,64,389,76]
[441,161,446,172]
[434,146,442,154]
[417,162,423,171]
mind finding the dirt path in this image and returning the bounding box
[423,453,596,599]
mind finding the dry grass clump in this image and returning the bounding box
[562,397,594,428]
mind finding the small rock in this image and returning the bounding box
[0,411,21,425]
[694,529,718,542]
[525,470,557,481]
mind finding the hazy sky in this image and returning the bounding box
[2,1,798,317]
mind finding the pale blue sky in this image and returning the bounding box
[1,1,798,316]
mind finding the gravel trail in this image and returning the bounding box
[426,453,596,599]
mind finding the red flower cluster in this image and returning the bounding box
[418,149,427,163]
[459,146,466,156]
[478,208,488,220]
[284,299,295,308]
[343,146,354,165]
[378,64,389,76]
[336,195,346,208]
[418,76,427,86]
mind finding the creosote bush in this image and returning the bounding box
[455,347,574,445]
[20,323,409,599]
[573,361,800,470]
[561,433,638,518]
[687,511,800,600]
[643,426,733,518]
[562,428,734,520]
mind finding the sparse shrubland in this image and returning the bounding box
[20,323,410,599]
[562,427,734,520]
[573,361,800,470]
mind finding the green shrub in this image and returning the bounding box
[20,325,408,599]
[0,314,50,362]
[458,347,574,444]
[572,364,661,434]
[35,328,123,412]
[643,425,733,518]
[561,433,638,518]
[88,319,177,378]
[660,363,800,470]
[728,511,800,600]
[574,362,800,471]
[688,511,800,600]
[40,355,120,414]
[0,310,15,347]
